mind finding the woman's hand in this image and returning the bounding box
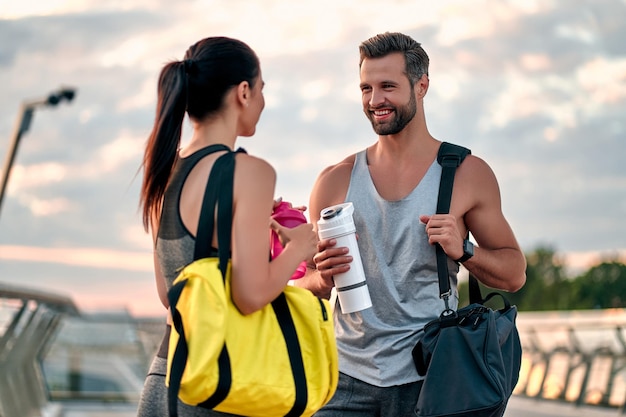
[270,220,318,262]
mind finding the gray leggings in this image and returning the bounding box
[313,372,423,417]
[136,326,238,417]
[136,356,240,417]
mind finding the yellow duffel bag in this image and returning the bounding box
[166,150,338,417]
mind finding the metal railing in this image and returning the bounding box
[515,309,626,413]
[0,283,163,417]
[0,283,79,417]
[3,281,626,416]
[43,311,161,404]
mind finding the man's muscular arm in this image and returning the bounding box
[421,155,526,292]
[292,157,355,298]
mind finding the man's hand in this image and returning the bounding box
[420,214,465,261]
[294,237,353,298]
[313,238,353,286]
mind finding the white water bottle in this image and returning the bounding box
[317,202,372,313]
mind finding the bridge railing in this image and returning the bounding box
[43,311,162,404]
[3,281,626,416]
[0,282,163,417]
[0,283,79,417]
[515,309,626,413]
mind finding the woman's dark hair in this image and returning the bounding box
[140,37,260,231]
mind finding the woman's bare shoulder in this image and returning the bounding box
[235,152,276,177]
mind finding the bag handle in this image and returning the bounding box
[168,145,244,417]
[194,147,246,276]
[194,148,310,416]
[169,145,311,417]
[434,142,483,309]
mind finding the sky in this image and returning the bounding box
[0,0,625,317]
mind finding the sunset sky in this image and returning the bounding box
[1,0,625,317]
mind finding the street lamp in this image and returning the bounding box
[0,87,77,216]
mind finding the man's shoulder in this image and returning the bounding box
[458,153,493,176]
[310,153,359,219]
[454,152,501,203]
[317,153,358,182]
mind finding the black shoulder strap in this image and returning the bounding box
[168,146,245,417]
[168,146,309,416]
[434,142,482,307]
[194,148,246,275]
[436,142,470,215]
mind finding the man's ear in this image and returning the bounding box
[415,74,429,98]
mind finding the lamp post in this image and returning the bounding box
[0,87,77,216]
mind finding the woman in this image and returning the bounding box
[137,36,318,416]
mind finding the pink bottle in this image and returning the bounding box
[271,201,308,280]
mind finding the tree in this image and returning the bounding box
[570,261,626,309]
[459,247,626,311]
[459,246,570,311]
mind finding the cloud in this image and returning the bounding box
[93,130,145,174]
[9,161,67,189]
[0,0,625,315]
[0,245,152,271]
[19,196,76,217]
[562,249,626,275]
[577,57,626,105]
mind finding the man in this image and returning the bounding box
[295,32,527,416]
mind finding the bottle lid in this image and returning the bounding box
[317,202,356,239]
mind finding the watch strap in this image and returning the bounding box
[454,240,473,263]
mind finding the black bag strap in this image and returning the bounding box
[194,150,240,275]
[434,142,484,308]
[436,142,470,215]
[167,146,309,417]
[168,146,242,417]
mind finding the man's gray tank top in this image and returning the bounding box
[339,149,459,387]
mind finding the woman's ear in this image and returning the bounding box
[237,80,250,107]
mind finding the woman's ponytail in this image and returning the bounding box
[140,61,187,231]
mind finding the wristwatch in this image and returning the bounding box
[455,239,474,263]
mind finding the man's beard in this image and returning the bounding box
[366,91,417,136]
